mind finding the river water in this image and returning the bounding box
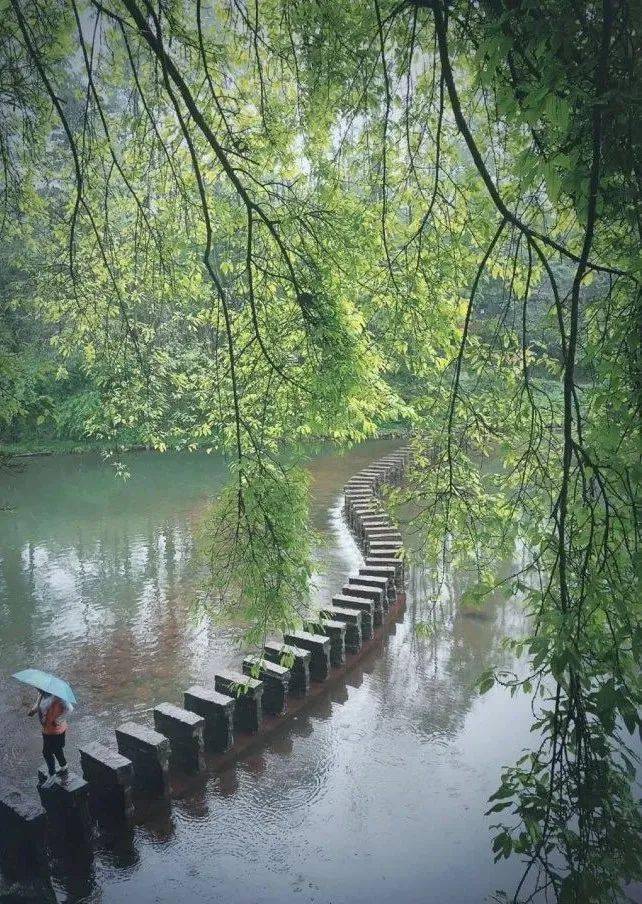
[0,441,537,903]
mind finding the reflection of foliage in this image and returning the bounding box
[199,460,313,646]
[0,452,23,511]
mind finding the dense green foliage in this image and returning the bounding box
[1,1,640,900]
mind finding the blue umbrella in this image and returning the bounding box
[12,669,77,705]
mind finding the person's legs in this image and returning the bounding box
[52,733,67,771]
[42,734,56,776]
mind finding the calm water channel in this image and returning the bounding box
[0,441,537,903]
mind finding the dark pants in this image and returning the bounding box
[42,732,67,776]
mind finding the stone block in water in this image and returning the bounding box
[344,487,374,498]
[350,573,392,608]
[347,496,377,513]
[358,516,391,529]
[37,771,92,840]
[215,671,264,734]
[351,501,382,513]
[360,563,396,583]
[359,468,385,479]
[345,487,374,498]
[306,618,347,667]
[342,583,384,626]
[364,531,402,550]
[263,641,311,696]
[283,631,331,682]
[242,657,291,716]
[115,721,170,795]
[153,703,205,772]
[365,555,404,589]
[0,782,47,877]
[345,497,375,516]
[332,593,374,640]
[357,520,392,540]
[321,605,363,653]
[184,686,235,753]
[352,506,383,524]
[368,541,403,556]
[79,741,134,820]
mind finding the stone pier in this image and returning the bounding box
[358,516,392,531]
[367,542,403,559]
[331,593,374,639]
[184,686,235,753]
[349,573,392,608]
[263,641,311,696]
[283,631,331,681]
[153,704,205,772]
[37,771,92,841]
[360,563,398,594]
[0,783,48,879]
[349,504,383,528]
[215,671,264,733]
[242,657,291,716]
[363,530,402,553]
[342,583,384,626]
[116,722,171,795]
[320,606,363,653]
[365,555,404,589]
[79,741,134,820]
[307,618,347,667]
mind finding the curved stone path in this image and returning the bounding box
[0,445,411,892]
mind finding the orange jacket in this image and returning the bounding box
[39,696,67,735]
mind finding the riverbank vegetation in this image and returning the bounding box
[1,1,640,901]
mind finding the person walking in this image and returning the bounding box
[29,689,73,779]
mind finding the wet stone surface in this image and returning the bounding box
[184,686,235,753]
[153,704,205,773]
[37,771,92,842]
[321,606,363,653]
[306,619,347,668]
[331,595,374,640]
[283,631,331,682]
[79,741,134,820]
[215,672,264,734]
[263,642,311,697]
[115,722,170,796]
[242,657,290,716]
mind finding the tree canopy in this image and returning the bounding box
[1,1,640,900]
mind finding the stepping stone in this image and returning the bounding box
[184,686,235,753]
[352,573,393,607]
[283,631,331,681]
[116,721,170,795]
[342,583,384,625]
[365,556,404,589]
[79,740,134,820]
[306,618,347,667]
[368,541,403,553]
[331,593,374,639]
[320,606,362,653]
[242,657,291,715]
[153,703,205,772]
[264,641,311,696]
[0,781,47,874]
[37,770,91,839]
[215,671,264,733]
